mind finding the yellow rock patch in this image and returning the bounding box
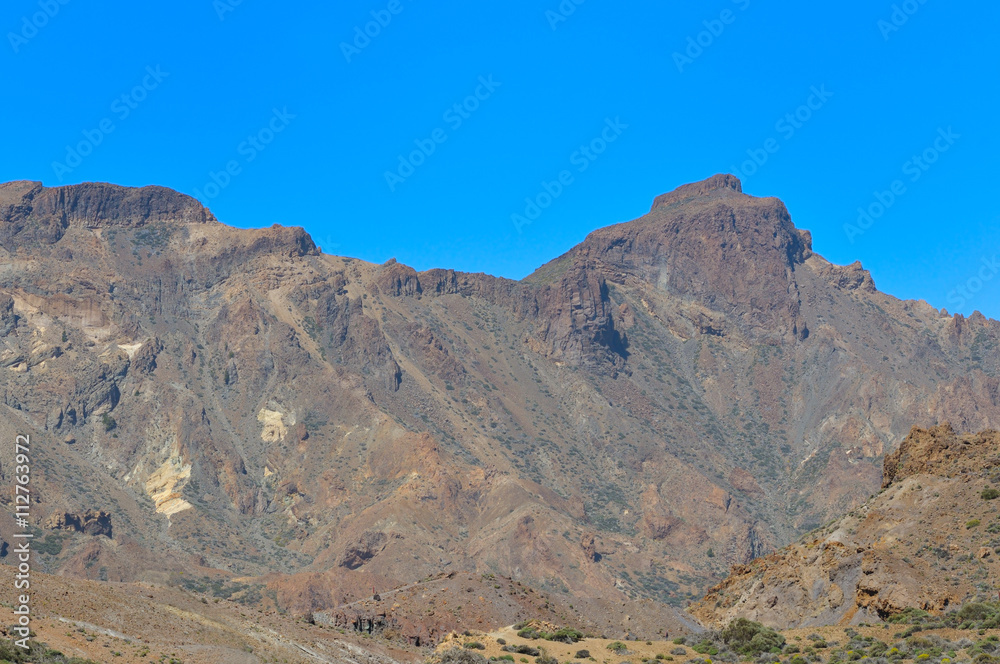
[145,454,193,517]
[257,408,287,442]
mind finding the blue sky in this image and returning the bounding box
[2,0,998,317]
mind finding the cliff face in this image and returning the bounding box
[2,177,1000,639]
[691,425,1000,629]
[565,173,811,341]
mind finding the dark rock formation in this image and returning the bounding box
[45,510,113,538]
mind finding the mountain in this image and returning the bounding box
[2,175,1000,642]
[691,424,1000,628]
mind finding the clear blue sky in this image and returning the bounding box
[3,1,998,317]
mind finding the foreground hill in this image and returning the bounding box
[2,175,1000,639]
[691,424,1000,628]
[431,617,1000,664]
[0,564,412,664]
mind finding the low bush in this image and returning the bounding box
[721,618,786,657]
[548,629,584,644]
[440,649,488,664]
[691,642,719,656]
[0,640,100,664]
[536,650,558,664]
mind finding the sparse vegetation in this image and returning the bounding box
[174,575,263,605]
[504,645,541,657]
[720,618,787,656]
[887,600,1000,630]
[515,623,583,644]
[439,648,487,664]
[0,639,100,664]
[101,413,117,432]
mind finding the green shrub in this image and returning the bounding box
[465,642,486,650]
[967,519,982,529]
[958,603,994,621]
[691,642,719,656]
[720,618,786,657]
[547,629,584,644]
[101,413,117,432]
[982,488,1000,500]
[574,651,591,660]
[505,646,540,657]
[0,639,101,664]
[888,607,930,624]
[607,643,629,655]
[440,649,488,664]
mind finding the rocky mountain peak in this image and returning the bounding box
[40,181,212,226]
[0,181,216,250]
[569,174,812,340]
[649,173,743,211]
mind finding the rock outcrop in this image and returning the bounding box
[691,425,1000,629]
[45,510,113,538]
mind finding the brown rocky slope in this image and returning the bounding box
[691,424,1000,629]
[2,175,1000,641]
